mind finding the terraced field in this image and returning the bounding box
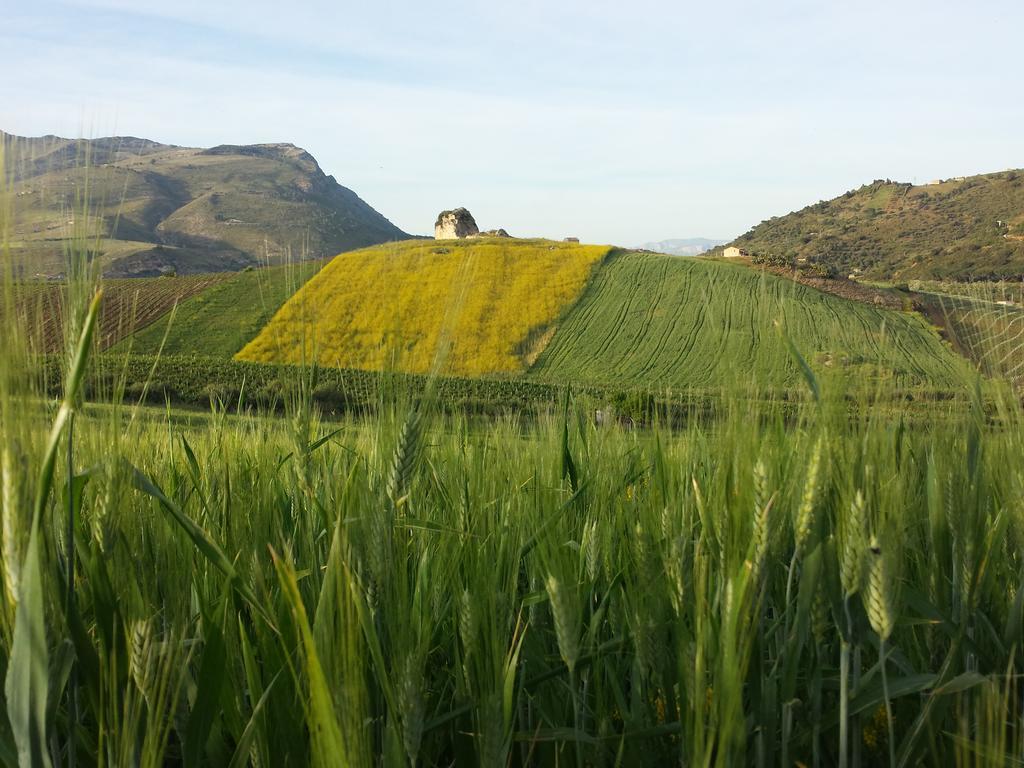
[3,273,233,352]
[237,238,611,376]
[531,252,971,389]
[121,260,325,357]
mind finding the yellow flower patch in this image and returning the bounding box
[237,238,610,376]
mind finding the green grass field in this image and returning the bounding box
[530,252,971,390]
[121,260,325,357]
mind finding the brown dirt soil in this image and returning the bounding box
[3,273,235,353]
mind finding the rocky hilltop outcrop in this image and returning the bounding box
[435,208,480,239]
[434,208,512,240]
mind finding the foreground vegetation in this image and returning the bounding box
[3,325,1023,765]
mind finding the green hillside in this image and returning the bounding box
[530,252,970,390]
[121,260,326,357]
[100,248,977,393]
[2,132,410,277]
[729,171,1024,281]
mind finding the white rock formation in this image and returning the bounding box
[434,208,479,239]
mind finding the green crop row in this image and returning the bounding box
[531,252,972,391]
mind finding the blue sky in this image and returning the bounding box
[2,0,1023,244]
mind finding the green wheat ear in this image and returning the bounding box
[751,457,772,582]
[865,535,895,640]
[545,573,580,675]
[129,618,154,700]
[1,446,22,610]
[794,436,824,554]
[387,407,421,510]
[840,490,867,597]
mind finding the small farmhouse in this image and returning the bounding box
[723,246,749,259]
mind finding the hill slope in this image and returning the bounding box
[119,260,326,358]
[2,132,410,277]
[529,252,970,390]
[729,171,1024,280]
[237,239,612,375]
[233,242,969,390]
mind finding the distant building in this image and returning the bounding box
[723,246,748,259]
[563,237,579,243]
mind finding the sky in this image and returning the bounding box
[2,0,1023,244]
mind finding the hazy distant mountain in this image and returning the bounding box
[638,238,728,256]
[2,132,411,277]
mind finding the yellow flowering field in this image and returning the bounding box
[236,238,611,375]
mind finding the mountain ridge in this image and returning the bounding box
[2,131,411,277]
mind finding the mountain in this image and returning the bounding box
[1,132,411,277]
[638,238,727,256]
[728,170,1024,281]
